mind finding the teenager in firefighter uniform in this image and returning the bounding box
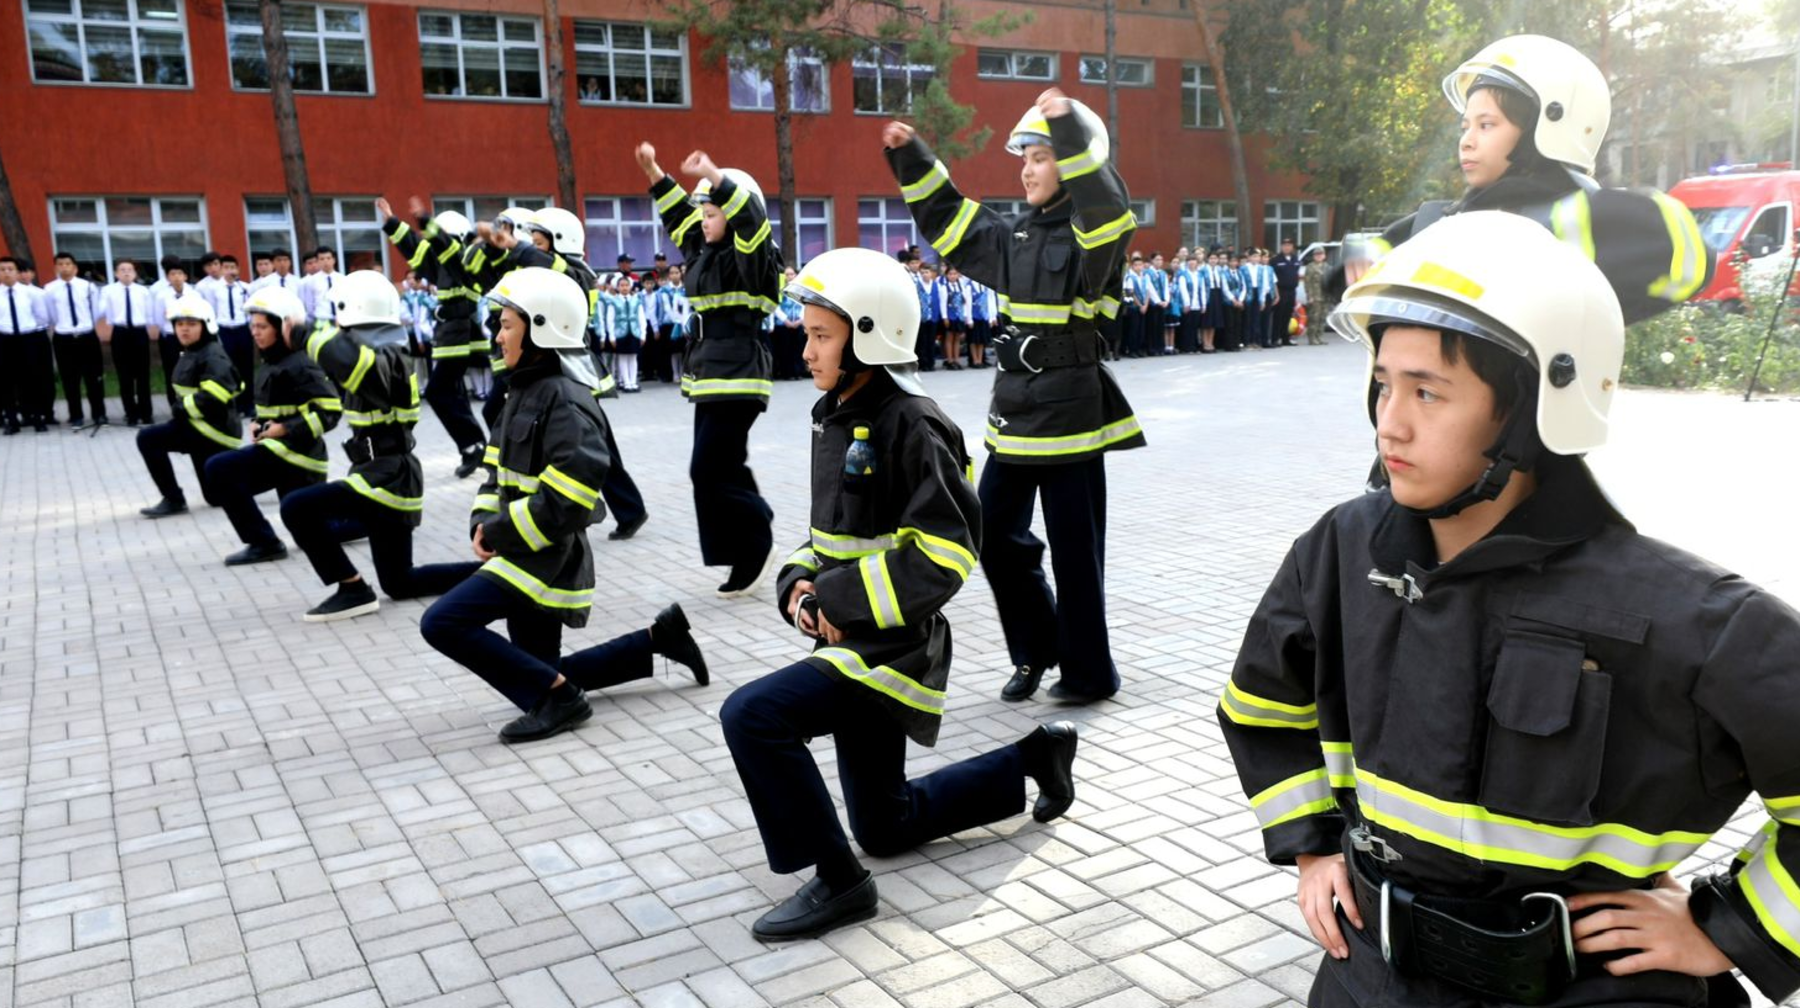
[722,249,1080,942]
[135,294,243,518]
[464,207,566,428]
[1217,212,1800,1007]
[636,143,782,597]
[883,88,1144,704]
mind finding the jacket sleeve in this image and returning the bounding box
[384,216,439,275]
[1578,188,1714,325]
[479,406,611,558]
[1216,540,1344,866]
[470,442,502,536]
[1048,112,1136,295]
[774,539,821,627]
[650,175,707,263]
[707,176,779,301]
[884,137,1012,290]
[181,349,243,446]
[814,419,980,634]
[306,326,391,407]
[1688,583,1800,1003]
[277,360,343,456]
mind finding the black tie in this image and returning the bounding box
[228,286,236,321]
[66,285,77,330]
[126,287,134,327]
[7,288,18,334]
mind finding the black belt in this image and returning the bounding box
[1345,827,1575,1005]
[993,327,1101,373]
[342,433,410,464]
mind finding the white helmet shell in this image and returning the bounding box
[1005,97,1110,166]
[1442,34,1610,175]
[489,267,589,350]
[495,206,536,233]
[690,169,765,214]
[527,206,586,257]
[786,247,924,395]
[331,270,403,328]
[244,286,306,328]
[432,209,474,239]
[1330,211,1623,455]
[165,292,218,334]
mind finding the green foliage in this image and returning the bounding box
[1623,261,1800,394]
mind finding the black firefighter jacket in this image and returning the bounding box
[252,341,341,477]
[1216,457,1800,1003]
[169,334,242,450]
[305,322,424,525]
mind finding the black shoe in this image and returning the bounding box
[499,687,593,743]
[2,424,17,436]
[608,513,648,541]
[651,603,708,685]
[454,446,484,479]
[140,497,188,519]
[1025,722,1079,823]
[225,540,288,566]
[716,542,781,598]
[1000,664,1047,702]
[303,581,380,623]
[33,423,49,433]
[1047,680,1116,705]
[752,874,879,942]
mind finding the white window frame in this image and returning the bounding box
[1181,198,1239,250]
[582,196,676,266]
[766,197,834,265]
[430,196,551,229]
[857,197,922,257]
[572,20,690,108]
[224,1,372,95]
[977,48,1057,82]
[852,45,933,115]
[1129,199,1155,228]
[25,0,193,89]
[243,196,391,273]
[47,195,209,276]
[418,10,545,102]
[1079,55,1152,88]
[728,45,829,113]
[1181,63,1225,129]
[1263,199,1322,249]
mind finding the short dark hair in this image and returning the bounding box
[160,254,182,271]
[254,252,273,264]
[0,256,19,269]
[220,254,239,266]
[1438,331,1532,421]
[16,258,33,272]
[272,248,291,259]
[315,246,336,259]
[53,251,77,265]
[199,251,221,267]
[302,250,319,262]
[1281,237,1295,245]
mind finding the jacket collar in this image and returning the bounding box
[813,370,902,425]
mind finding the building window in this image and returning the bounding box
[431,196,550,229]
[1129,199,1155,228]
[26,0,190,87]
[583,197,674,266]
[766,198,833,265]
[1181,63,1224,128]
[978,49,1056,82]
[1078,55,1151,88]
[244,197,389,272]
[852,45,932,114]
[729,45,827,112]
[48,196,207,278]
[573,20,686,106]
[225,2,369,94]
[858,198,922,258]
[1181,199,1238,250]
[418,11,543,100]
[1263,200,1322,249]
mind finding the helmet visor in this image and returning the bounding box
[785,279,849,321]
[1331,289,1535,363]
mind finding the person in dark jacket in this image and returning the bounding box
[883,88,1144,705]
[721,248,1079,943]
[137,293,242,518]
[1218,211,1800,1008]
[279,271,478,621]
[202,286,341,565]
[636,142,782,598]
[419,267,708,743]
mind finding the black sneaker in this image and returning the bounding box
[716,542,781,599]
[752,874,879,942]
[1001,664,1048,702]
[303,581,380,623]
[225,540,289,566]
[140,497,188,519]
[1047,680,1116,705]
[652,603,708,685]
[1025,721,1079,823]
[607,513,648,541]
[499,687,592,743]
[454,446,485,479]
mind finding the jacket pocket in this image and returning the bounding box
[1478,630,1613,826]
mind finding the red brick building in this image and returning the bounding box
[2,0,1319,277]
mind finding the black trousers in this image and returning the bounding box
[0,329,53,424]
[137,421,229,505]
[203,444,321,547]
[279,479,478,599]
[978,457,1118,695]
[1272,289,1297,344]
[1177,311,1202,353]
[1221,305,1245,350]
[691,400,772,569]
[1143,304,1166,349]
[425,319,486,452]
[158,333,180,405]
[111,326,153,423]
[53,331,107,423]
[721,661,1026,875]
[1121,309,1144,357]
[600,419,647,526]
[644,325,675,384]
[1244,301,1269,348]
[218,324,255,411]
[914,322,938,371]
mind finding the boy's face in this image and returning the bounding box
[1373,326,1508,512]
[1152,255,1165,269]
[223,262,240,281]
[1130,259,1144,272]
[1019,145,1061,206]
[496,307,528,369]
[55,258,76,280]
[921,269,936,284]
[168,268,187,289]
[254,258,272,277]
[174,318,205,345]
[274,256,292,275]
[800,304,853,392]
[320,253,336,272]
[250,312,280,351]
[303,256,318,274]
[204,260,221,278]
[945,268,960,282]
[1313,249,1327,263]
[700,203,727,244]
[531,231,552,252]
[117,262,137,284]
[903,259,919,273]
[0,262,16,285]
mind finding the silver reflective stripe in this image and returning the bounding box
[1738,835,1800,959]
[497,468,540,493]
[1250,768,1337,830]
[811,529,898,559]
[859,553,904,630]
[812,647,945,715]
[986,415,1145,458]
[1219,680,1319,730]
[785,546,820,572]
[1322,742,1355,787]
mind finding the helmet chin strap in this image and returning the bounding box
[831,329,868,396]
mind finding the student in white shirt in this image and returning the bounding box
[43,251,108,428]
[0,256,57,433]
[100,259,160,425]
[299,247,345,325]
[210,254,255,413]
[247,249,297,294]
[152,259,196,406]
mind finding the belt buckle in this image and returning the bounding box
[1015,333,1042,374]
[1350,824,1403,864]
[1521,892,1576,979]
[1379,880,1397,967]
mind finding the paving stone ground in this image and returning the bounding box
[1,340,1795,1007]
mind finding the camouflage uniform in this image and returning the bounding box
[1302,259,1330,345]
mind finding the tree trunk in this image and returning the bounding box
[544,0,578,210]
[772,48,798,268]
[0,146,35,265]
[1104,0,1120,169]
[260,0,318,254]
[1194,0,1253,246]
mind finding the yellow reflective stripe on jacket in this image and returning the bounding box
[931,198,981,258]
[1647,191,1708,303]
[261,438,328,473]
[472,492,501,514]
[1055,148,1104,182]
[996,296,1073,325]
[1219,679,1320,729]
[786,545,820,573]
[903,160,951,203]
[344,407,418,427]
[595,372,617,396]
[897,527,975,580]
[436,242,459,266]
[306,324,338,360]
[859,552,904,630]
[685,377,774,398]
[688,291,778,315]
[496,467,540,493]
[1550,191,1597,263]
[655,183,688,214]
[187,415,243,449]
[1739,835,1800,958]
[303,410,323,438]
[540,465,599,510]
[812,647,946,715]
[985,415,1144,458]
[343,344,377,394]
[509,497,551,551]
[481,557,593,610]
[432,343,477,360]
[1074,209,1135,250]
[200,379,234,403]
[1769,794,1800,828]
[1321,741,1356,788]
[734,219,771,255]
[720,184,750,220]
[671,209,704,246]
[1250,768,1338,830]
[1097,295,1121,319]
[811,529,898,560]
[344,474,422,512]
[407,236,432,270]
[482,444,500,466]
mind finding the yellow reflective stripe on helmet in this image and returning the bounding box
[984,415,1144,458]
[261,438,328,473]
[720,184,751,220]
[903,160,951,203]
[811,528,898,560]
[897,527,975,580]
[1250,768,1338,830]
[509,497,551,551]
[1769,794,1800,828]
[859,552,904,630]
[1056,148,1103,182]
[541,465,599,510]
[684,377,774,397]
[734,219,771,255]
[1073,209,1134,250]
[343,345,376,394]
[1410,262,1487,302]
[306,324,339,360]
[200,380,234,403]
[1219,679,1320,730]
[481,557,593,610]
[472,492,501,514]
[688,291,778,315]
[1724,829,1800,957]
[345,474,422,512]
[786,546,820,573]
[670,209,704,246]
[1550,190,1597,263]
[931,199,981,258]
[812,646,945,715]
[655,183,688,213]
[1647,191,1708,303]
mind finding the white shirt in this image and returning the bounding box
[151,283,197,332]
[0,283,53,334]
[299,271,345,321]
[248,272,298,294]
[98,281,156,331]
[42,276,100,334]
[210,279,251,327]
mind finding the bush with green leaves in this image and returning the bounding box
[1622,255,1800,394]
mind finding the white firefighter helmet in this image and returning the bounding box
[690,169,765,214]
[331,270,402,328]
[527,206,586,257]
[1004,97,1110,167]
[164,292,218,334]
[495,206,536,233]
[488,267,588,350]
[1441,34,1610,175]
[432,209,474,239]
[1329,210,1623,456]
[786,247,925,396]
[244,286,306,328]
